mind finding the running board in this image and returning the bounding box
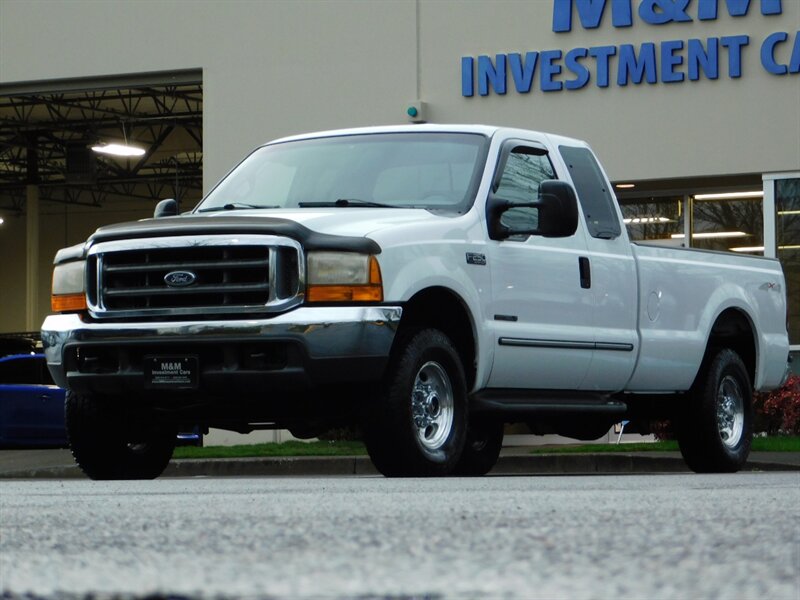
[470,389,627,417]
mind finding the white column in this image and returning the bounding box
[25,185,39,331]
[762,176,776,259]
[683,194,691,247]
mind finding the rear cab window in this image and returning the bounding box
[559,145,621,240]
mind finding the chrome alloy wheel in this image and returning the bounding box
[411,361,454,451]
[717,375,745,449]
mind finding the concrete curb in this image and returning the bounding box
[2,452,798,479]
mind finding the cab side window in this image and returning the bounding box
[494,147,556,232]
[558,145,621,239]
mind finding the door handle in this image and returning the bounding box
[579,256,591,289]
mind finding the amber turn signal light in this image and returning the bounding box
[51,293,87,312]
[306,256,383,303]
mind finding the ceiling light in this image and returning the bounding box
[694,191,763,200]
[91,143,146,157]
[623,216,673,224]
[731,244,799,252]
[778,209,800,216]
[671,232,749,239]
[616,183,635,189]
[0,217,4,226]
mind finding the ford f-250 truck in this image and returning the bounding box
[41,125,791,479]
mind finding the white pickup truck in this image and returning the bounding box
[42,125,791,479]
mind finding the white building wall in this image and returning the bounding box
[2,0,797,187]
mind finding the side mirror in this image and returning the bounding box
[154,198,178,219]
[537,180,579,237]
[487,179,579,240]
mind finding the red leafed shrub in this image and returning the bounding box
[753,375,800,435]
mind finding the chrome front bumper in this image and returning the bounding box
[41,306,402,392]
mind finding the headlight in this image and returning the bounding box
[306,252,383,302]
[51,260,87,312]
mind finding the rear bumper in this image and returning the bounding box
[41,306,401,396]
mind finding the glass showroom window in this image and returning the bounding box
[618,196,684,244]
[776,178,799,345]
[690,193,764,255]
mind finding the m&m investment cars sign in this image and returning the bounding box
[461,0,799,96]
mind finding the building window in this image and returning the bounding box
[691,193,764,255]
[618,196,684,245]
[776,178,800,346]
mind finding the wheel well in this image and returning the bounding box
[707,308,756,385]
[397,287,477,388]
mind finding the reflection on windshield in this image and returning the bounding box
[196,133,488,214]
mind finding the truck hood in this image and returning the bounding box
[79,208,449,260]
[195,207,444,238]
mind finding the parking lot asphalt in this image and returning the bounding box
[1,447,799,478]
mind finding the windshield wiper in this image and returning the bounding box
[297,198,394,208]
[196,202,279,213]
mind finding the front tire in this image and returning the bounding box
[363,328,468,477]
[676,348,753,473]
[66,391,177,480]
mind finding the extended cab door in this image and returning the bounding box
[555,143,638,391]
[485,140,594,389]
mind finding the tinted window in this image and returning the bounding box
[0,356,53,385]
[494,147,556,232]
[559,145,621,239]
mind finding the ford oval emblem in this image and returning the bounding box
[164,270,197,287]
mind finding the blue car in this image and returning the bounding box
[0,353,204,448]
[0,353,68,447]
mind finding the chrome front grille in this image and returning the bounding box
[87,235,303,318]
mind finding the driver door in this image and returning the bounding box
[486,141,594,390]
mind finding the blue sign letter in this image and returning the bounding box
[639,0,692,25]
[553,0,632,32]
[698,0,782,20]
[589,45,617,87]
[761,31,789,74]
[565,48,591,89]
[462,57,475,97]
[688,38,720,80]
[618,43,658,85]
[720,35,749,78]
[540,50,564,91]
[509,52,539,93]
[478,55,507,96]
[791,32,800,73]
[661,40,685,83]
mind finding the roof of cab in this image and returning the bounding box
[266,124,586,149]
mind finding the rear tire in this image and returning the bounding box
[453,419,504,476]
[66,391,176,480]
[363,328,468,477]
[676,348,753,473]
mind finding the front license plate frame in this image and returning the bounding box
[144,356,199,389]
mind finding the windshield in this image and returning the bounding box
[196,132,489,213]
